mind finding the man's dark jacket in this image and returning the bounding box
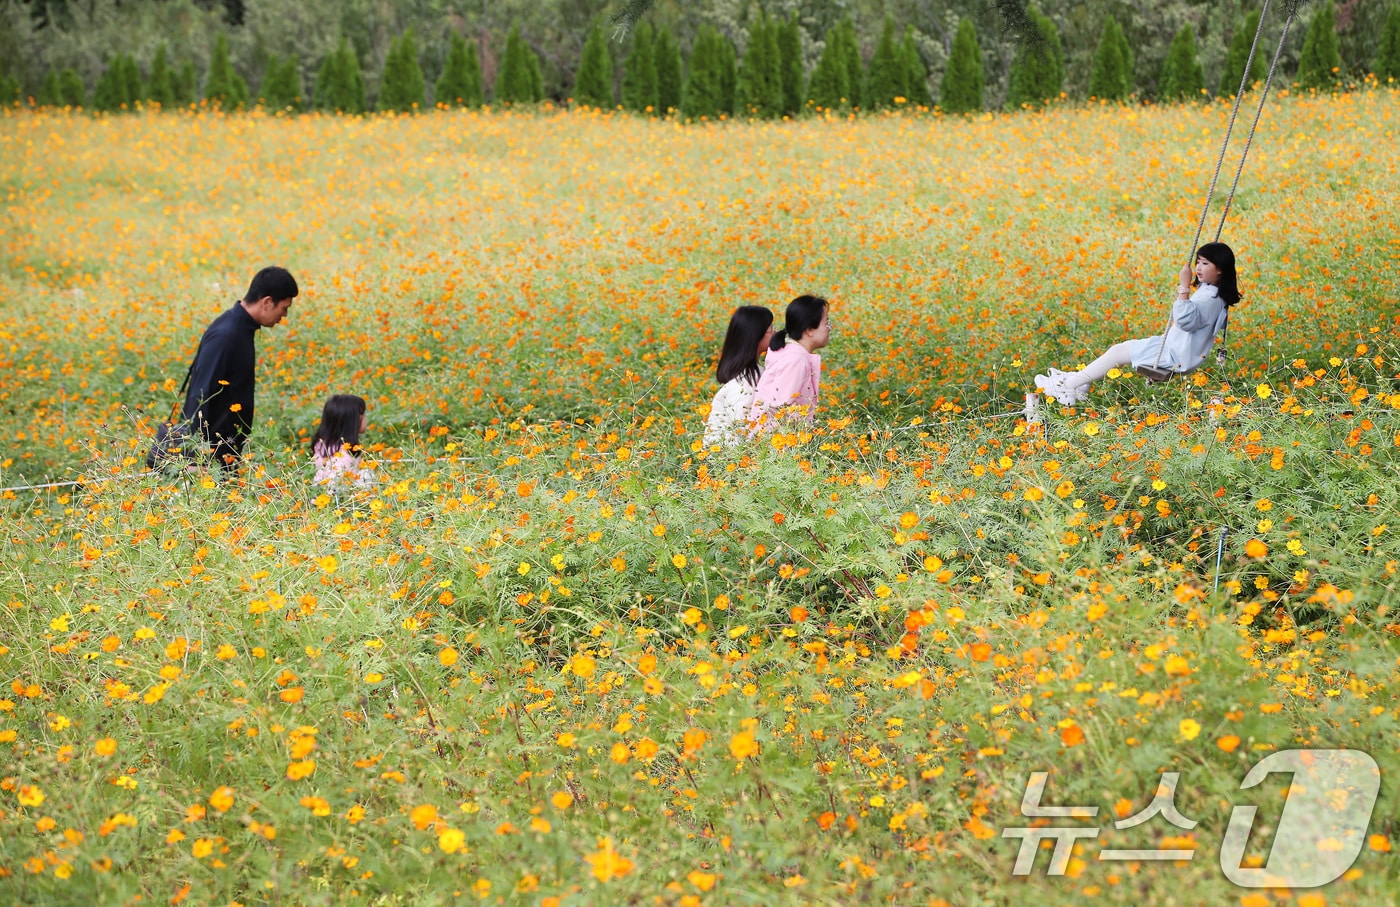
[182,303,260,469]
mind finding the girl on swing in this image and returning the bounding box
[1035,242,1240,405]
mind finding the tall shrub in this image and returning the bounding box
[654,27,683,114]
[838,17,864,108]
[497,25,543,104]
[93,56,137,110]
[315,39,365,113]
[147,44,177,107]
[1377,5,1400,82]
[1296,0,1342,89]
[901,27,931,107]
[174,59,198,105]
[776,13,804,116]
[1088,17,1131,100]
[808,20,850,110]
[378,28,426,111]
[717,31,738,113]
[737,9,782,117]
[205,34,249,108]
[621,21,658,112]
[865,17,904,109]
[574,22,614,108]
[940,17,984,113]
[1157,25,1205,102]
[682,25,725,119]
[260,55,303,110]
[1004,5,1064,109]
[1219,12,1267,96]
[39,69,61,106]
[59,68,86,107]
[436,32,484,107]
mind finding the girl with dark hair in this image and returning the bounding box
[749,295,831,432]
[1035,243,1240,404]
[311,394,375,490]
[703,306,775,447]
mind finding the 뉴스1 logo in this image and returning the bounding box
[1003,749,1380,888]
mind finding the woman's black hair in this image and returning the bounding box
[311,394,367,456]
[769,295,829,351]
[716,305,774,385]
[1195,242,1241,307]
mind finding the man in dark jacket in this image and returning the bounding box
[182,266,299,472]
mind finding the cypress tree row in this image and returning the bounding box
[1088,18,1131,100]
[838,18,864,108]
[120,55,144,104]
[940,17,984,113]
[496,25,543,104]
[175,59,198,105]
[148,44,177,107]
[436,32,484,107]
[776,13,804,116]
[1157,25,1205,102]
[315,39,365,113]
[378,28,426,111]
[654,27,683,114]
[1296,0,1342,90]
[682,25,726,119]
[39,69,61,106]
[94,54,142,110]
[574,23,615,108]
[737,10,782,117]
[1005,5,1064,109]
[260,55,303,110]
[205,34,249,108]
[1377,6,1400,82]
[59,69,87,106]
[1219,12,1266,97]
[717,31,738,113]
[0,74,18,106]
[901,27,931,107]
[620,21,658,112]
[807,20,850,110]
[865,17,903,109]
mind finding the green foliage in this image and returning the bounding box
[314,38,365,113]
[174,59,198,106]
[838,17,864,109]
[807,19,850,110]
[682,24,729,119]
[717,32,737,114]
[1157,25,1205,103]
[1378,6,1400,82]
[620,21,658,113]
[0,74,18,106]
[900,27,931,108]
[1088,17,1131,101]
[736,9,782,117]
[93,54,143,111]
[259,55,303,111]
[147,44,177,108]
[573,22,614,108]
[204,34,249,109]
[38,68,61,106]
[496,24,543,104]
[378,27,427,112]
[654,27,683,114]
[58,68,87,107]
[940,17,985,114]
[1297,0,1342,90]
[435,32,484,108]
[864,17,904,110]
[776,13,804,117]
[1004,5,1064,109]
[1219,12,1266,97]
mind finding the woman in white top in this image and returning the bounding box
[311,394,376,491]
[702,305,774,447]
[1036,242,1240,404]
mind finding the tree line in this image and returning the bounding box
[3,0,1400,116]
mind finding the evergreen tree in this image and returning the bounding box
[174,59,198,105]
[865,18,903,109]
[39,68,61,106]
[900,27,931,107]
[838,17,864,108]
[527,44,544,101]
[1005,5,1064,109]
[621,21,658,112]
[1088,18,1131,100]
[260,55,303,110]
[92,58,130,110]
[436,32,484,107]
[1296,0,1342,90]
[807,21,849,110]
[118,54,144,104]
[1113,17,1135,94]
[1219,12,1266,97]
[940,17,984,113]
[205,34,249,108]
[148,44,177,107]
[776,13,804,116]
[378,27,426,111]
[654,27,683,114]
[0,75,18,106]
[682,25,725,118]
[1377,5,1400,82]
[315,39,365,113]
[737,9,782,116]
[574,22,614,108]
[497,25,540,104]
[58,69,86,107]
[717,31,738,113]
[1157,25,1205,102]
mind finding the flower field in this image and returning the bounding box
[1,93,1399,904]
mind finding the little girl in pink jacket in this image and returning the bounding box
[749,295,830,433]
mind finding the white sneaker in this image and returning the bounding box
[1035,372,1083,405]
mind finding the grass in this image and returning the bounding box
[0,93,1398,904]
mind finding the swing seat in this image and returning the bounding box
[1135,364,1176,385]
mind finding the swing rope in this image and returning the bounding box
[1146,0,1297,376]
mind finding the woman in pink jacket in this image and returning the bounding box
[749,295,830,433]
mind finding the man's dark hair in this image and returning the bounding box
[244,266,299,303]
